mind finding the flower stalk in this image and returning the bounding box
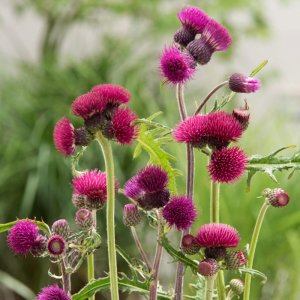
[243,201,269,300]
[205,275,217,300]
[96,131,119,300]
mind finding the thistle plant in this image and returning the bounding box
[0,4,298,300]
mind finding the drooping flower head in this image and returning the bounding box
[198,258,219,277]
[72,170,118,209]
[104,107,138,144]
[196,223,240,249]
[75,209,94,229]
[47,235,66,256]
[123,204,142,227]
[36,284,70,300]
[162,196,197,231]
[174,112,243,149]
[187,19,232,64]
[7,219,39,255]
[53,117,92,156]
[263,188,290,208]
[174,6,210,46]
[181,234,200,255]
[229,73,260,93]
[209,147,247,183]
[51,219,70,240]
[160,46,196,84]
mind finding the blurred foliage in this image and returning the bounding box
[0,0,298,300]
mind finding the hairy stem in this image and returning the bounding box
[194,81,228,115]
[61,259,71,295]
[210,181,226,300]
[87,211,96,300]
[149,211,163,300]
[205,275,216,300]
[243,202,269,300]
[131,226,152,273]
[96,131,119,300]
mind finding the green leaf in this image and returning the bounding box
[185,273,206,299]
[0,219,51,236]
[246,146,300,189]
[250,59,268,77]
[239,267,267,284]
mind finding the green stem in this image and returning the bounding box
[226,290,235,300]
[243,202,269,300]
[96,132,119,300]
[205,275,216,300]
[87,211,96,300]
[210,181,226,300]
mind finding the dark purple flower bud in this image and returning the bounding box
[51,219,70,240]
[229,73,260,93]
[75,209,94,230]
[263,188,290,208]
[123,204,142,227]
[47,235,66,257]
[181,234,200,255]
[198,258,219,277]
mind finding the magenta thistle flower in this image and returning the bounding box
[198,258,219,277]
[229,73,260,93]
[181,234,200,255]
[160,46,196,84]
[196,223,240,249]
[105,107,138,144]
[263,188,290,208]
[209,147,247,183]
[47,235,66,256]
[31,234,47,257]
[7,219,39,255]
[174,6,210,46]
[137,165,168,193]
[123,204,142,227]
[174,112,243,149]
[72,170,118,208]
[36,284,70,300]
[51,219,70,240]
[124,176,142,199]
[162,196,197,231]
[75,209,94,229]
[225,250,247,270]
[187,19,232,64]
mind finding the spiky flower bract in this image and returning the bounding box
[36,284,70,300]
[47,235,66,256]
[105,107,138,144]
[198,258,219,277]
[138,189,170,210]
[72,193,87,209]
[229,279,245,295]
[53,117,75,156]
[181,234,200,255]
[209,147,247,183]
[51,219,70,240]
[7,219,39,255]
[75,209,94,229]
[225,250,247,270]
[263,188,290,207]
[196,223,240,248]
[229,73,260,93]
[187,18,232,64]
[174,6,210,46]
[174,112,243,149]
[123,204,142,227]
[31,234,47,257]
[162,196,197,231]
[160,46,196,84]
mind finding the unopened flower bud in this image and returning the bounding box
[198,258,219,277]
[225,250,247,270]
[47,235,66,257]
[51,219,70,240]
[31,234,47,257]
[123,204,142,227]
[263,188,290,208]
[232,105,250,130]
[74,127,93,146]
[229,279,244,295]
[181,234,200,255]
[229,73,260,93]
[75,209,94,230]
[72,193,86,209]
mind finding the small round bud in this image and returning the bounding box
[72,193,87,209]
[47,235,66,257]
[75,209,94,230]
[198,258,219,277]
[225,250,247,270]
[204,247,227,260]
[31,234,48,257]
[181,234,200,255]
[229,279,244,295]
[51,219,70,240]
[263,188,290,208]
[123,204,142,227]
[232,105,250,130]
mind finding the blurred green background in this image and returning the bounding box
[0,0,299,299]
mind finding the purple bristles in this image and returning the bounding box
[36,284,70,300]
[229,73,260,93]
[124,176,142,199]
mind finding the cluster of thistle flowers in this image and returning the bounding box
[6,84,138,299]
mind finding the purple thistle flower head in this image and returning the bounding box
[229,73,260,93]
[263,188,290,208]
[75,209,94,229]
[198,258,219,277]
[160,46,196,84]
[47,235,66,256]
[31,234,47,257]
[7,219,39,256]
[123,204,142,227]
[137,165,168,193]
[162,196,197,231]
[72,170,118,207]
[124,176,142,200]
[104,107,138,144]
[187,19,232,64]
[53,117,75,156]
[174,6,210,46]
[51,219,70,240]
[196,223,240,248]
[209,147,247,183]
[36,284,70,300]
